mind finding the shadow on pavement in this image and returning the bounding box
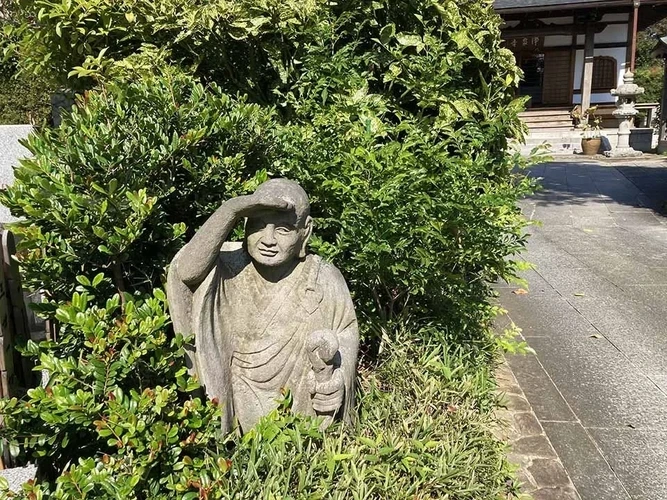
[524,160,667,215]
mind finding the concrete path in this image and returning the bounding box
[498,160,667,500]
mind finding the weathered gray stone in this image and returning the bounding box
[588,428,667,500]
[543,421,630,500]
[0,465,36,493]
[604,72,644,158]
[516,468,537,492]
[503,393,532,412]
[514,412,544,437]
[501,160,667,500]
[506,353,576,423]
[527,335,667,430]
[531,487,580,500]
[507,451,532,469]
[512,436,558,459]
[528,459,573,489]
[167,179,359,433]
[499,294,596,339]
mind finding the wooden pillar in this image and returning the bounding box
[659,58,667,152]
[581,24,595,114]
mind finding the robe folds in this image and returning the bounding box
[167,242,359,433]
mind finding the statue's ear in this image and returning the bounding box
[299,216,313,258]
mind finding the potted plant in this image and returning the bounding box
[571,105,603,155]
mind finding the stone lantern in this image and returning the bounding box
[604,71,644,158]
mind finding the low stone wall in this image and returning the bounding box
[629,128,655,153]
[0,125,32,223]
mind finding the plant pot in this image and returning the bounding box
[581,137,602,156]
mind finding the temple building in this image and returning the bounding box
[494,0,667,154]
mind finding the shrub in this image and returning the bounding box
[1,317,518,499]
[635,64,664,104]
[0,6,53,125]
[3,0,533,346]
[1,68,274,302]
[0,283,223,490]
[0,0,533,496]
[4,0,327,96]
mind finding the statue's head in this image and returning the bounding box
[245,179,313,269]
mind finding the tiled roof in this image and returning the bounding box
[494,0,630,11]
[651,35,667,57]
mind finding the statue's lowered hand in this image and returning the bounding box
[312,369,344,414]
[307,329,344,416]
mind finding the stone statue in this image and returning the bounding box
[167,179,359,433]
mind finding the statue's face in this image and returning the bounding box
[245,210,305,268]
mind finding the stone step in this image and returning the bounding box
[521,114,572,124]
[528,124,576,132]
[519,108,572,117]
[524,136,578,143]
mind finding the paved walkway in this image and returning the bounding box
[498,160,667,500]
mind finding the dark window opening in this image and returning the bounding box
[592,56,617,92]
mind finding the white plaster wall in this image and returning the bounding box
[601,46,629,89]
[595,24,628,44]
[601,13,629,23]
[576,25,628,45]
[572,46,627,102]
[572,93,616,104]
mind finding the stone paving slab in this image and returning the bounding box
[496,360,580,500]
[587,428,667,500]
[0,465,36,493]
[499,160,667,500]
[497,293,596,340]
[526,335,667,430]
[542,422,630,500]
[506,353,576,423]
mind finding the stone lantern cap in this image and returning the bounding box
[611,71,644,98]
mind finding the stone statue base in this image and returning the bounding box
[603,148,643,158]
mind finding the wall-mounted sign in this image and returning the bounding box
[504,36,544,51]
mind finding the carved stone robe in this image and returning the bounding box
[167,242,358,433]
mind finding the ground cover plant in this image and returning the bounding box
[1,302,518,499]
[0,0,535,497]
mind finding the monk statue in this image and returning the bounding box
[167,179,359,433]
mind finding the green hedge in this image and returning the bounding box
[0,0,533,497]
[0,63,52,125]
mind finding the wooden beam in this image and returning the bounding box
[502,22,607,38]
[581,23,596,113]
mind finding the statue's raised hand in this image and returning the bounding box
[231,192,293,219]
